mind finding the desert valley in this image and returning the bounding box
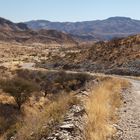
[0,15,139,140]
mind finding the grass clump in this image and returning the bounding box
[85,78,129,140]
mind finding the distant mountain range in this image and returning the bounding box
[0,17,77,45]
[1,16,140,43]
[25,17,140,41]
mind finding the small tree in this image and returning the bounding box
[0,77,40,110]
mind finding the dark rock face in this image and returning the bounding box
[16,23,29,30]
[25,17,140,41]
[0,17,13,25]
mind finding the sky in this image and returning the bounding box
[0,0,140,22]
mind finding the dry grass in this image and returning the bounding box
[10,93,79,140]
[85,78,129,140]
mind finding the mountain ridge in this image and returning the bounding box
[0,17,77,45]
[25,17,140,41]
[0,17,29,31]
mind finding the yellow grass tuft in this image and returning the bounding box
[85,78,129,140]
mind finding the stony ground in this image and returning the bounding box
[116,79,140,140]
[44,90,90,140]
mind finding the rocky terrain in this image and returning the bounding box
[25,17,140,41]
[37,35,140,76]
[46,91,88,140]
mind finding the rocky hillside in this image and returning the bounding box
[25,17,140,41]
[38,35,140,76]
[0,17,77,45]
[0,17,28,31]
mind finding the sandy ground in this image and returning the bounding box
[116,79,140,140]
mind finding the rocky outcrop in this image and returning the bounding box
[42,89,91,140]
[46,105,86,140]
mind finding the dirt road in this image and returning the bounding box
[116,79,140,140]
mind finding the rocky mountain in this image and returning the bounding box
[25,17,140,41]
[0,17,77,45]
[0,17,28,31]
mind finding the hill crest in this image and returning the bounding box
[25,17,140,41]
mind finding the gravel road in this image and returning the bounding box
[116,79,140,140]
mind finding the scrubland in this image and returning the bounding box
[0,40,135,140]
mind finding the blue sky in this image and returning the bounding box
[0,0,140,22]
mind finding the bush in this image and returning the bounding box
[16,69,92,94]
[0,77,40,110]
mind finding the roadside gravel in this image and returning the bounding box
[115,79,140,140]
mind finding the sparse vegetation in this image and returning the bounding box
[0,28,139,140]
[0,69,86,139]
[11,93,79,140]
[16,69,92,94]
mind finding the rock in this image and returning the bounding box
[81,91,89,96]
[59,124,75,131]
[10,137,16,140]
[47,136,57,140]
